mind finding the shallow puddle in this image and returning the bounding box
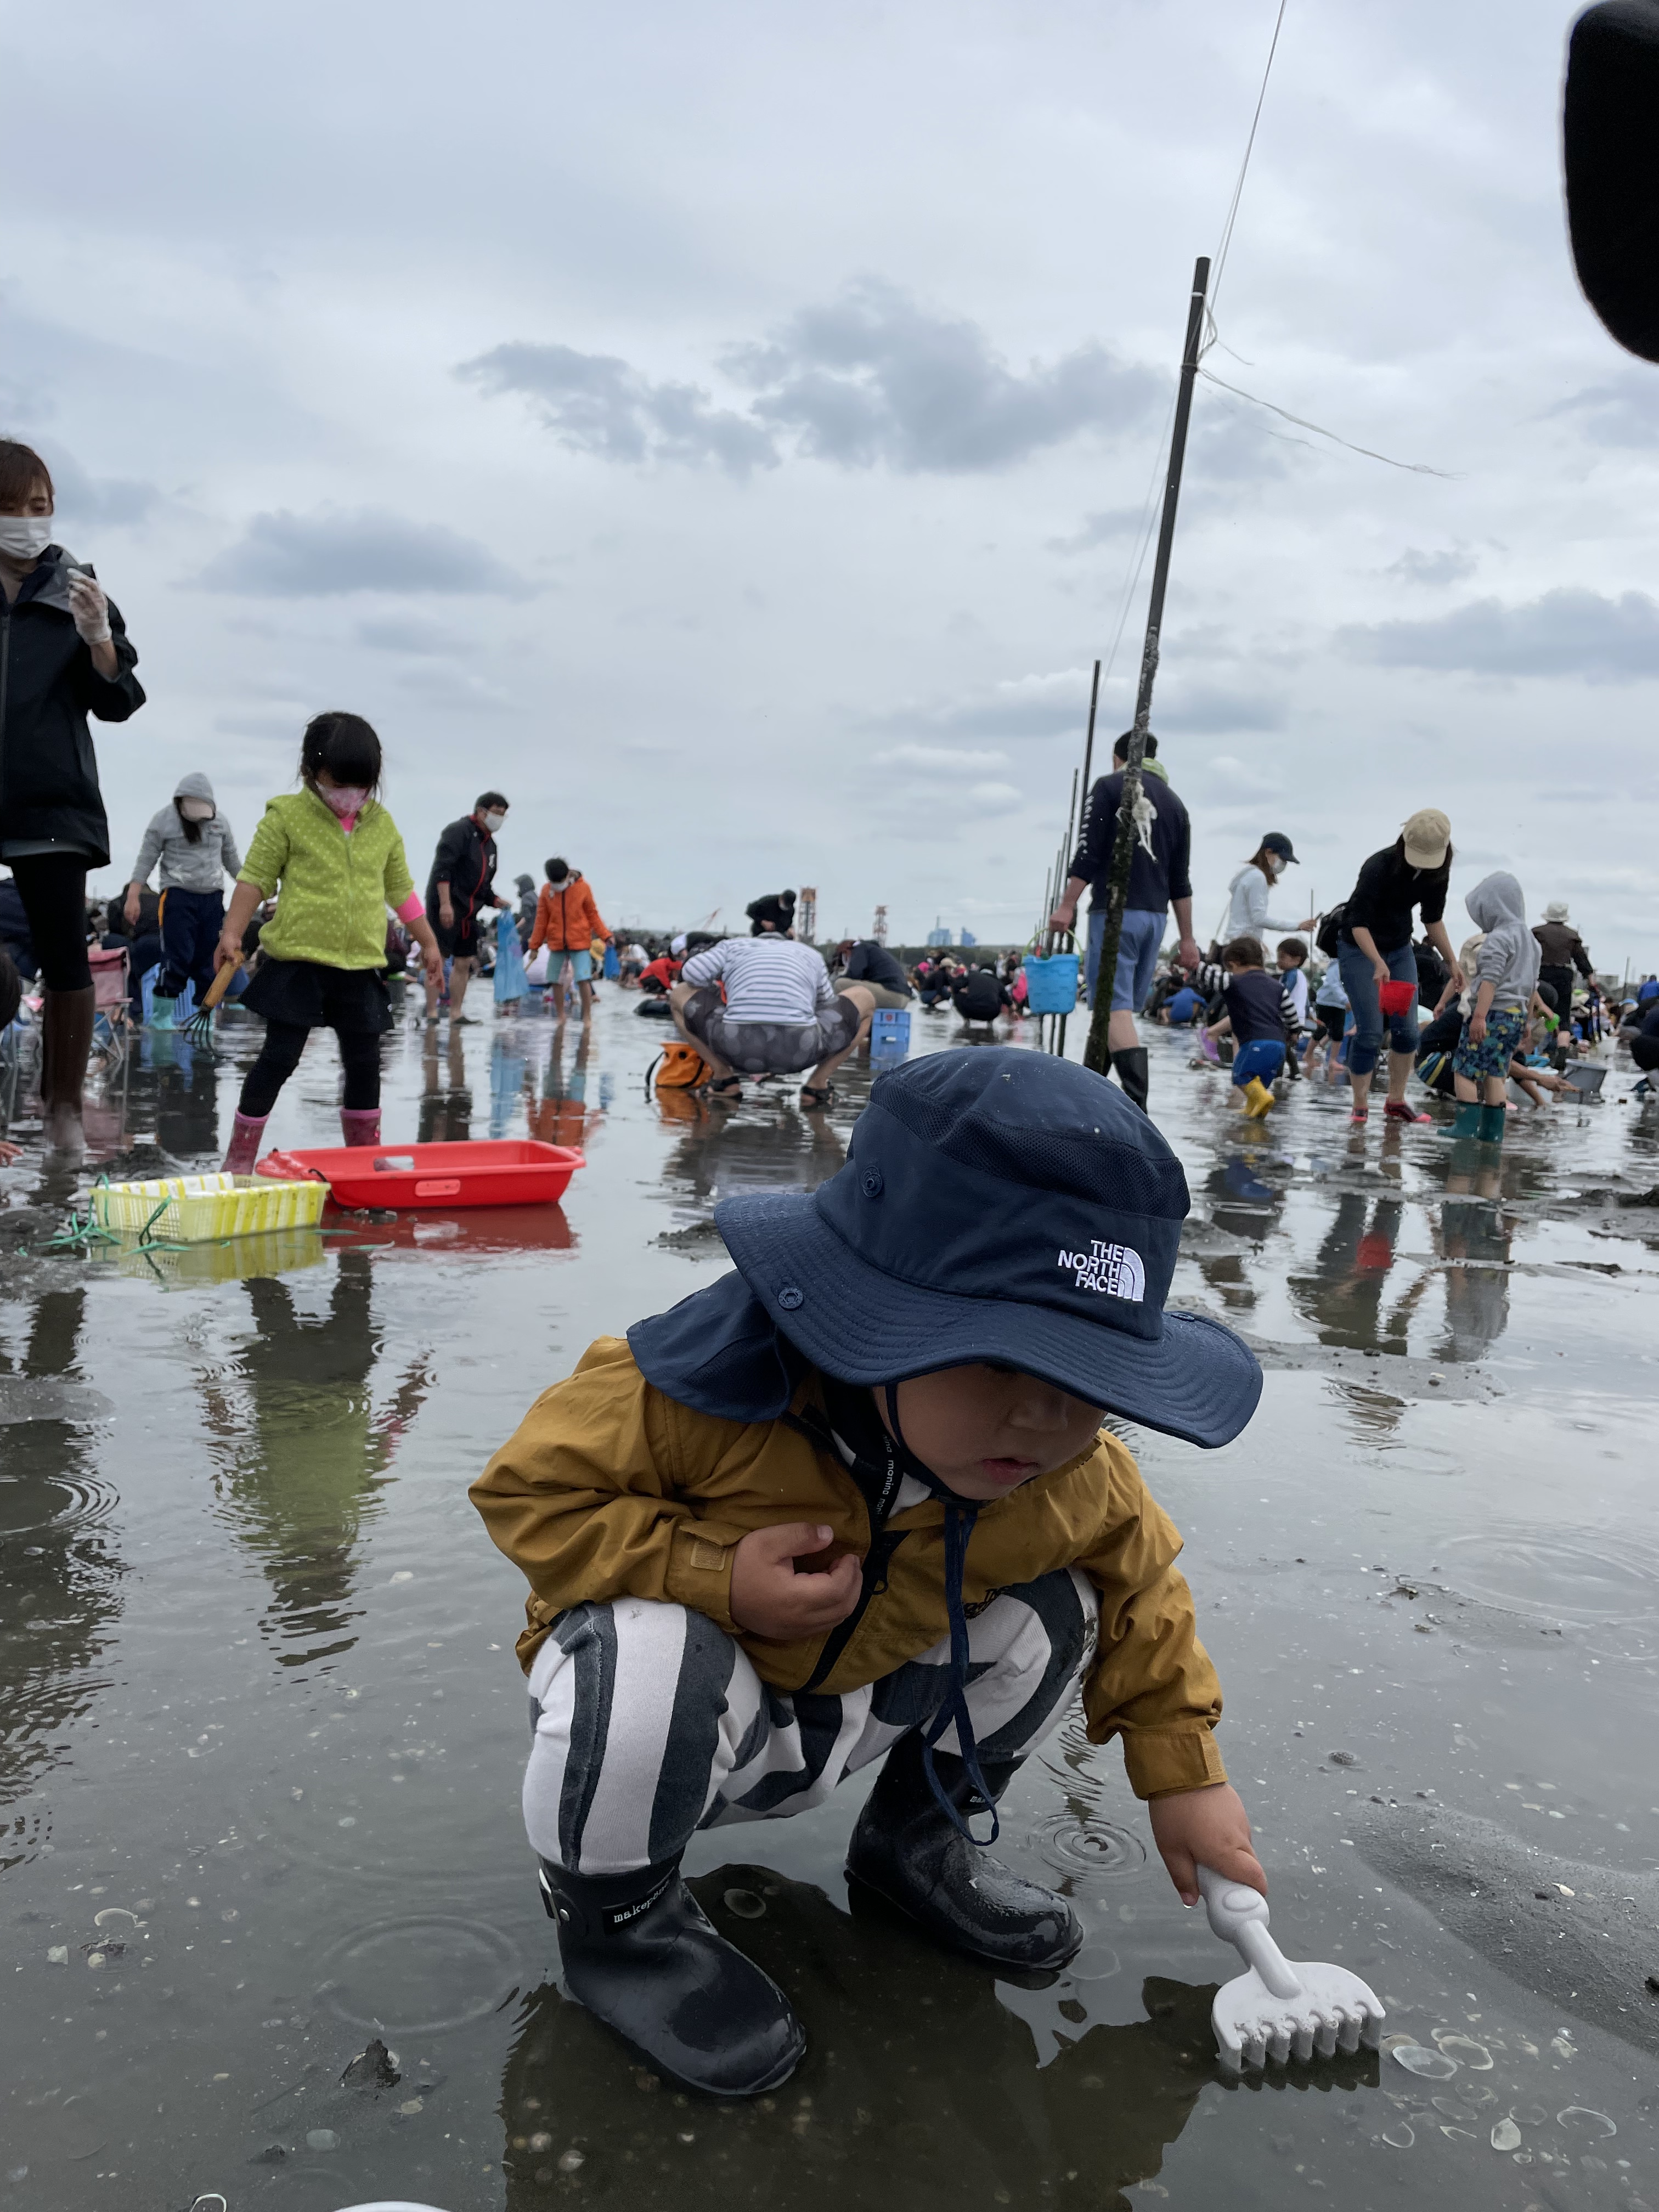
[2,1006,1656,2209]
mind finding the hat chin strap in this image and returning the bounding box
[882,1384,999,1848]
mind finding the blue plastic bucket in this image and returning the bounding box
[871,1008,911,1063]
[1022,953,1079,1015]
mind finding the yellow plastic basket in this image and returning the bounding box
[91,1172,328,1243]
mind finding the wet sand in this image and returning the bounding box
[1,1000,1655,2209]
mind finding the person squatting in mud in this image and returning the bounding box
[472,1048,1267,2097]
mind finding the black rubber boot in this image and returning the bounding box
[1110,1046,1150,1113]
[845,1731,1083,1970]
[538,1858,805,2097]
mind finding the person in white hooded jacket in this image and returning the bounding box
[1218,833,1313,946]
[1448,871,1544,1147]
[125,771,242,1024]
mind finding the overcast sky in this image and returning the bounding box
[7,0,1657,966]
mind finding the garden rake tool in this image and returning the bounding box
[1197,1865,1385,2070]
[184,953,244,1040]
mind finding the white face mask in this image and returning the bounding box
[179,798,216,822]
[319,783,369,818]
[0,514,54,561]
[483,810,507,834]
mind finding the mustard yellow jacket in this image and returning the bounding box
[471,1338,1226,1801]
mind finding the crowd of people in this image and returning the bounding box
[2,426,1654,1173]
[1042,736,1650,1142]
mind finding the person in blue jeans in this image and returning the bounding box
[1049,732,1200,1113]
[1334,810,1465,1128]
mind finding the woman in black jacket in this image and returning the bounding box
[0,441,145,1152]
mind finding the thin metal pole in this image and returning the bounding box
[1054,668,1098,1059]
[1084,257,1210,1079]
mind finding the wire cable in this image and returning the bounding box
[1206,0,1289,338]
[1196,365,1458,477]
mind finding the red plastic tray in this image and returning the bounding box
[256,1139,584,1210]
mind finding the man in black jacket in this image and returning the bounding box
[1048,733,1200,1112]
[834,938,912,1011]
[951,962,1009,1026]
[425,791,511,1022]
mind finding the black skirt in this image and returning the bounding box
[241,956,393,1035]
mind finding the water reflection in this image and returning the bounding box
[494,1865,1282,2209]
[1436,1169,1513,1365]
[657,1104,847,1247]
[201,1249,430,1671]
[529,1021,607,1154]
[0,1284,123,1861]
[419,1024,472,1143]
[1288,1194,1431,1357]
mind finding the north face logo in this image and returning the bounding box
[1057,1239,1146,1301]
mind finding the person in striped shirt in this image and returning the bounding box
[672,890,874,1108]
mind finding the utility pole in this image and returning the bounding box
[1084,256,1210,1078]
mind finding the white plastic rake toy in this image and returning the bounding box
[1197,1865,1385,2070]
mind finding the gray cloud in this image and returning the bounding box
[1155,684,1287,734]
[725,280,1160,471]
[1046,506,1148,555]
[1545,375,1659,449]
[1387,545,1479,586]
[192,509,535,597]
[456,343,777,475]
[46,447,161,528]
[871,667,1090,742]
[1339,588,1659,683]
[357,616,474,656]
[462,281,1160,478]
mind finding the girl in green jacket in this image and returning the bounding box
[216,712,442,1171]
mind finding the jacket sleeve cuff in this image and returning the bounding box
[1120,1725,1228,1801]
[661,1519,746,1635]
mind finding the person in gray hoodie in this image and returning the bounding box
[125,772,242,1025]
[1448,871,1543,1146]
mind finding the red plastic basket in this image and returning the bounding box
[1376,981,1417,1018]
[256,1138,584,1210]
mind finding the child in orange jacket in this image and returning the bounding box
[527,859,610,1022]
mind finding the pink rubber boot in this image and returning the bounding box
[341,1108,381,1148]
[223,1111,269,1174]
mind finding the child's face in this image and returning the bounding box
[878,1365,1104,1500]
[1276,949,1301,972]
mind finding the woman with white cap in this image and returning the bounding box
[1532,901,1593,1049]
[1218,832,1313,946]
[1334,810,1464,1127]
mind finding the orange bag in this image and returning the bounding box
[651,1042,712,1090]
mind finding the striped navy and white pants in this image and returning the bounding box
[523,1568,1099,1877]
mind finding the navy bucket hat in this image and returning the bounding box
[712,1048,1260,1449]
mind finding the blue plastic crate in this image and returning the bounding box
[870,1008,911,1063]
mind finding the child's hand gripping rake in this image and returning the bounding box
[185,954,244,1040]
[1197,1865,1384,2070]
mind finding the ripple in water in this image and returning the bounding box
[1030,1807,1147,1882]
[1437,1527,1658,1628]
[317,1913,518,2035]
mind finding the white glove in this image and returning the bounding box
[66,573,112,646]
